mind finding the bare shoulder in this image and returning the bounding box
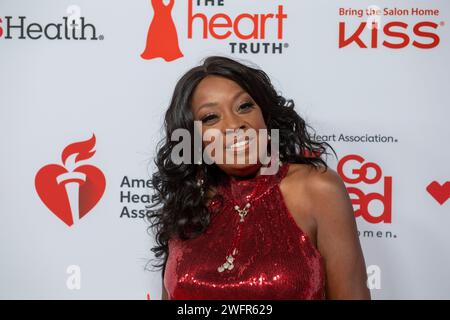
[282,163,350,218]
[280,163,316,198]
[279,163,341,246]
[282,164,370,299]
[283,163,342,191]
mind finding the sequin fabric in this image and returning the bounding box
[164,162,326,299]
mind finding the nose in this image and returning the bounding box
[222,113,247,136]
[223,121,247,141]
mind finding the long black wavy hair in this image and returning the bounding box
[146,56,337,277]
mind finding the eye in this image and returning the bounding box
[238,102,254,111]
[200,113,218,124]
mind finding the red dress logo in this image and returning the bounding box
[141,0,184,61]
[35,134,106,227]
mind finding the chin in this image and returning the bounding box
[217,162,261,178]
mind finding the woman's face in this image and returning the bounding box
[190,75,267,177]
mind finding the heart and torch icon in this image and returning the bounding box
[35,134,106,227]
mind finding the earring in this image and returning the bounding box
[196,178,205,197]
[196,166,206,197]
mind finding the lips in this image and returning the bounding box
[225,136,255,151]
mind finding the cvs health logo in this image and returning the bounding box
[35,134,106,227]
[0,6,103,41]
[337,154,392,224]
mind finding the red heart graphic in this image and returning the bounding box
[35,164,106,226]
[426,181,450,205]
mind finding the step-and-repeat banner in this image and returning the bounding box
[1,0,448,299]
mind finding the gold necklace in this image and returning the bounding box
[217,162,282,273]
[217,203,251,273]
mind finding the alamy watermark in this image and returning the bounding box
[170,121,280,175]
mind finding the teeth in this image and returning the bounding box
[227,138,252,150]
[230,140,247,148]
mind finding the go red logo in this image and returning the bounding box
[337,154,392,224]
[35,134,106,227]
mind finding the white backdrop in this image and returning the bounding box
[1,0,449,299]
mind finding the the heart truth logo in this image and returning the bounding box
[35,134,106,227]
[141,0,289,62]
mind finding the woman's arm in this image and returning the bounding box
[162,281,168,300]
[310,167,371,299]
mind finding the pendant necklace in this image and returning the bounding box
[217,161,283,273]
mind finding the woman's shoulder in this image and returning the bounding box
[283,162,352,221]
[285,163,341,187]
[283,163,347,208]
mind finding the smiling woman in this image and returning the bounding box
[146,56,371,300]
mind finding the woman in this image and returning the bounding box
[147,56,370,300]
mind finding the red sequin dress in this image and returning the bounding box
[164,162,326,299]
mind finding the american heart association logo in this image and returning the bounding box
[35,134,106,226]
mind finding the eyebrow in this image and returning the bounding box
[196,90,247,112]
